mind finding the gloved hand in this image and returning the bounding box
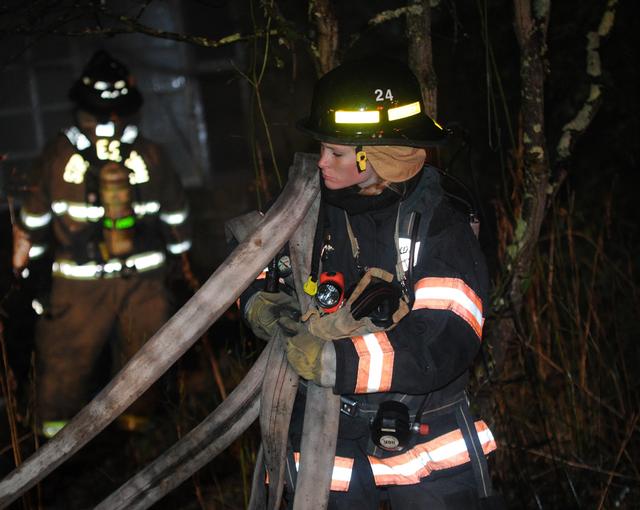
[286,333,325,383]
[278,315,337,385]
[307,304,383,340]
[245,290,299,341]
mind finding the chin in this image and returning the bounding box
[323,180,343,190]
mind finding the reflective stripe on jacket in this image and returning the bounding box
[19,128,191,265]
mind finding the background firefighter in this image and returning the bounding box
[243,58,505,509]
[12,50,192,438]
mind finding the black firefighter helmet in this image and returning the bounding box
[297,58,447,148]
[69,50,143,118]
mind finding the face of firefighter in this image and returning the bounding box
[318,142,379,190]
[76,109,125,141]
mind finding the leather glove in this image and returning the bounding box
[307,305,383,340]
[279,316,337,386]
[245,291,299,341]
[305,267,409,340]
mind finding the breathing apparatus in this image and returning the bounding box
[99,162,136,258]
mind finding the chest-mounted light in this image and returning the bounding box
[335,110,380,124]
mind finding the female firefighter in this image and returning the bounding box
[244,58,502,509]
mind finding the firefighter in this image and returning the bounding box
[13,50,192,438]
[244,58,504,509]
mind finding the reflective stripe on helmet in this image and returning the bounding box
[387,101,421,121]
[335,110,380,124]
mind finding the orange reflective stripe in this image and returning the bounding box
[368,420,497,486]
[292,452,354,492]
[412,277,484,338]
[351,332,394,393]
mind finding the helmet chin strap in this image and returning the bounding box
[355,145,368,173]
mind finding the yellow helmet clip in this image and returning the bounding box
[355,146,367,173]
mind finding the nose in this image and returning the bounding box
[318,152,329,170]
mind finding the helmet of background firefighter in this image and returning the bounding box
[68,50,143,119]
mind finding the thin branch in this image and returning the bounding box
[555,0,619,162]
[515,445,638,481]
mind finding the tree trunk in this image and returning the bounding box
[310,0,339,75]
[509,0,551,312]
[406,0,438,119]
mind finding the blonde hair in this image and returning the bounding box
[358,147,428,197]
[358,180,403,197]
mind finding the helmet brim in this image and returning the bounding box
[296,118,449,148]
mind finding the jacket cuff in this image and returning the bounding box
[319,342,337,387]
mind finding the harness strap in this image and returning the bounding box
[455,397,494,499]
[339,391,466,421]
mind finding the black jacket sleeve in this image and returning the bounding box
[332,209,489,395]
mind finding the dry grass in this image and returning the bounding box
[474,185,640,509]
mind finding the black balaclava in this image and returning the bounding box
[321,170,423,215]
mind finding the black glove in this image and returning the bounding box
[245,291,299,341]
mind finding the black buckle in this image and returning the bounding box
[340,398,359,417]
[120,263,137,279]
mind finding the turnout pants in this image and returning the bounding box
[35,272,171,422]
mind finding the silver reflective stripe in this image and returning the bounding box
[128,251,166,271]
[95,122,115,137]
[28,244,47,259]
[52,201,104,221]
[160,208,189,225]
[32,299,45,316]
[398,237,421,272]
[53,260,103,279]
[21,208,51,229]
[167,239,192,255]
[52,251,166,279]
[94,80,109,91]
[133,201,161,216]
[64,126,91,151]
[121,125,139,144]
